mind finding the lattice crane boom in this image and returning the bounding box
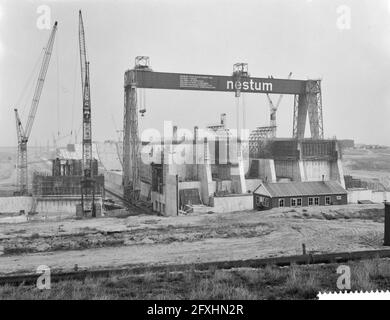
[14,21,58,195]
[267,72,293,129]
[78,10,87,97]
[14,109,25,142]
[25,22,58,139]
[79,10,92,176]
[79,10,96,216]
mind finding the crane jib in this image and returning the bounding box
[14,21,58,195]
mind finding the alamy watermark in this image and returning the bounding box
[337,265,351,290]
[36,5,51,30]
[139,121,250,166]
[36,265,51,290]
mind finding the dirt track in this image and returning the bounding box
[0,204,385,275]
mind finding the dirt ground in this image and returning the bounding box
[0,146,387,276]
[0,204,385,275]
[343,147,390,190]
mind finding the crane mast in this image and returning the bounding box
[79,10,95,216]
[14,22,58,195]
[82,61,92,175]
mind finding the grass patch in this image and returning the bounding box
[1,258,390,300]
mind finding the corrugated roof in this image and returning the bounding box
[254,181,347,198]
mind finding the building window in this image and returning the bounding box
[291,198,296,207]
[256,196,261,205]
[279,199,285,207]
[308,197,314,206]
[264,198,269,207]
[336,196,342,200]
[297,198,302,206]
[325,196,331,205]
[314,197,319,205]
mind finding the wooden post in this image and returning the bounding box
[302,243,307,255]
[384,202,390,246]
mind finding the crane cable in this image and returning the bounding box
[70,39,79,144]
[136,70,146,116]
[235,95,240,140]
[17,48,45,120]
[242,92,246,134]
[56,30,60,139]
[139,87,146,115]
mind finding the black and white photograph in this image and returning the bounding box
[0,0,390,304]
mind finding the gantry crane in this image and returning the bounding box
[14,22,58,195]
[79,10,95,216]
[266,72,292,138]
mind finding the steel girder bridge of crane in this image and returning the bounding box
[123,57,324,201]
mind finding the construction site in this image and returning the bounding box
[0,4,390,299]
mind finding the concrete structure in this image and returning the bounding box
[347,188,390,204]
[0,195,102,217]
[103,119,261,215]
[123,60,325,204]
[144,133,251,215]
[253,181,347,210]
[31,158,105,217]
[248,139,345,188]
[102,133,351,215]
[104,127,349,215]
[0,196,33,214]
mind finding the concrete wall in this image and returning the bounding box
[0,195,104,216]
[104,170,122,186]
[179,181,201,190]
[331,159,346,188]
[37,198,78,215]
[274,159,345,186]
[301,160,331,181]
[249,159,276,182]
[199,163,213,205]
[165,174,178,216]
[245,179,262,193]
[0,196,33,213]
[208,180,233,195]
[151,191,165,213]
[274,160,301,181]
[230,154,247,194]
[372,191,390,203]
[151,165,178,216]
[37,196,103,216]
[104,170,123,196]
[259,159,276,182]
[348,189,390,204]
[210,194,253,213]
[348,189,373,203]
[140,181,151,201]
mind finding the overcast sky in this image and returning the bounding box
[1,0,390,147]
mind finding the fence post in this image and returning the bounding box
[384,201,390,246]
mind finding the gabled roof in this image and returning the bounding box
[254,181,347,198]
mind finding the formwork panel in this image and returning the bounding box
[32,173,104,196]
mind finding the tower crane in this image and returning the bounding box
[266,72,292,138]
[14,22,58,195]
[79,10,95,216]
